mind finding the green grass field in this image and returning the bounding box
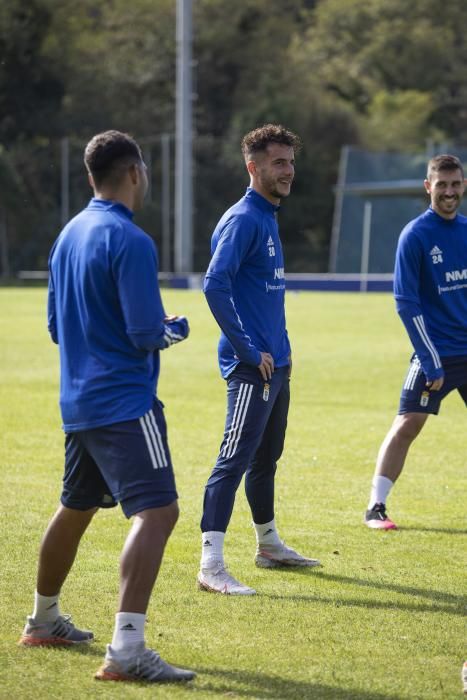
[0,288,465,700]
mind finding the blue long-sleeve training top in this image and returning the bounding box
[48,198,188,431]
[204,187,291,378]
[394,207,467,381]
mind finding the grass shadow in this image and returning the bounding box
[194,666,406,699]
[268,567,465,608]
[312,571,466,607]
[15,642,104,658]
[398,526,467,535]
[257,569,465,615]
[260,591,465,616]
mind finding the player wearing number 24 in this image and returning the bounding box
[365,154,467,530]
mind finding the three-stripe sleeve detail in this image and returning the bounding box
[404,357,421,390]
[139,411,168,469]
[164,326,185,347]
[221,383,253,459]
[412,315,442,369]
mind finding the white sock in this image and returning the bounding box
[254,518,282,547]
[368,475,394,509]
[111,612,146,653]
[201,531,225,569]
[32,591,60,623]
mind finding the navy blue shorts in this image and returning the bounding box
[399,355,467,415]
[61,398,178,518]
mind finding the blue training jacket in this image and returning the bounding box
[394,207,467,381]
[204,187,291,378]
[48,198,188,431]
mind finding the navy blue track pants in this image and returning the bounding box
[201,363,290,532]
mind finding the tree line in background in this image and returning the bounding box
[1,0,467,274]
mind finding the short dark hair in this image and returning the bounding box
[241,124,302,160]
[427,154,464,180]
[84,130,143,187]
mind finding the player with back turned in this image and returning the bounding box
[18,130,195,684]
[365,154,467,529]
[198,124,320,596]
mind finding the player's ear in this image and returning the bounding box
[128,163,139,185]
[246,159,257,177]
[423,178,431,194]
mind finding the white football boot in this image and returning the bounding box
[197,562,256,595]
[255,541,321,568]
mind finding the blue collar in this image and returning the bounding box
[88,198,134,220]
[245,187,281,215]
[427,206,461,224]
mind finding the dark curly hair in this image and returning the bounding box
[84,130,143,187]
[241,124,302,160]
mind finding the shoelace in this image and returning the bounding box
[52,615,75,635]
[211,565,244,587]
[137,648,164,679]
[260,541,292,554]
[212,565,233,579]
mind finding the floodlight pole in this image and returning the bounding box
[60,137,70,227]
[360,201,372,292]
[175,0,193,273]
[0,207,9,279]
[329,145,349,273]
[142,145,152,202]
[161,133,171,272]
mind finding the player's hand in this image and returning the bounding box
[163,316,189,347]
[258,352,274,381]
[426,377,444,391]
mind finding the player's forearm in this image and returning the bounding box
[129,316,190,352]
[47,281,58,343]
[47,311,58,344]
[396,299,444,380]
[128,326,167,351]
[204,287,261,366]
[162,316,190,348]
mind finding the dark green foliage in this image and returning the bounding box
[0,0,64,142]
[2,0,467,273]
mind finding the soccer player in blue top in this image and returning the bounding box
[19,131,195,683]
[365,154,467,530]
[197,124,320,595]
